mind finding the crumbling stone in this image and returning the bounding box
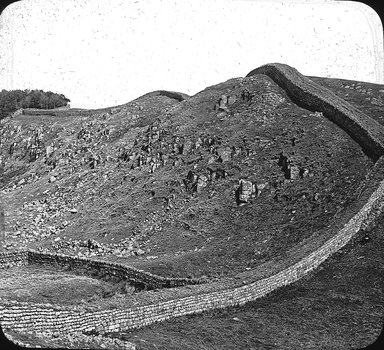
[215,95,229,112]
[217,146,232,162]
[256,182,269,197]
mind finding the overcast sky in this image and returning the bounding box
[0,0,383,108]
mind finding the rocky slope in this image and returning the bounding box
[1,71,381,280]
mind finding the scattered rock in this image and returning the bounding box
[215,95,229,111]
[217,146,232,162]
[289,165,300,180]
[196,175,208,193]
[135,248,145,256]
[360,233,371,244]
[46,145,54,157]
[256,182,269,197]
[87,239,101,250]
[227,95,236,105]
[241,89,253,102]
[237,179,255,204]
[300,168,310,178]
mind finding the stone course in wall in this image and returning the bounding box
[2,63,384,337]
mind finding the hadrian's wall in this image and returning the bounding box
[21,108,97,118]
[138,90,190,102]
[2,63,384,336]
[26,251,201,290]
[1,172,384,334]
[20,89,189,119]
[246,63,384,159]
[0,251,28,268]
[0,109,23,126]
[10,109,23,119]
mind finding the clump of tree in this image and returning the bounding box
[0,89,70,120]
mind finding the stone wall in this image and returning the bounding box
[1,169,384,335]
[0,109,23,125]
[2,63,384,336]
[154,90,189,102]
[0,251,28,268]
[26,251,201,290]
[246,63,384,159]
[10,109,23,119]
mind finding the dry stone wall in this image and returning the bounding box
[0,251,28,268]
[26,251,201,289]
[246,63,384,159]
[0,109,23,126]
[139,90,190,102]
[10,109,23,119]
[2,63,384,336]
[1,173,384,334]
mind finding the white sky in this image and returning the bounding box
[0,0,383,109]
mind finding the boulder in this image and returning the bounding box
[256,182,269,196]
[46,145,54,157]
[227,95,236,105]
[182,140,193,154]
[217,146,232,162]
[237,179,254,204]
[215,95,229,111]
[196,175,208,193]
[289,165,300,180]
[136,248,145,256]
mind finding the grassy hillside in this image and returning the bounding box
[1,72,384,349]
[0,74,375,281]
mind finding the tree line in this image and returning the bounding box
[0,89,71,120]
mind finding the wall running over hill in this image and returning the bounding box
[2,63,384,336]
[247,63,384,159]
